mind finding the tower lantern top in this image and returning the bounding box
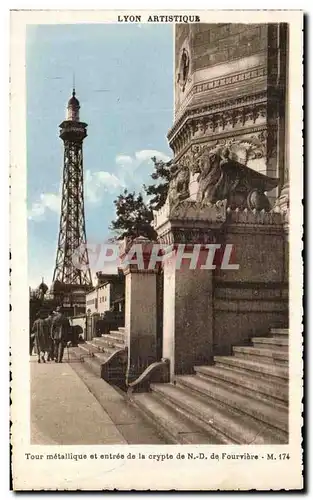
[66,88,80,121]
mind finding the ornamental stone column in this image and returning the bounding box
[119,236,158,385]
[154,199,227,379]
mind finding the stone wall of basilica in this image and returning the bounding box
[169,23,289,205]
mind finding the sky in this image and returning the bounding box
[26,23,173,288]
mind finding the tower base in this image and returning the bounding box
[50,281,92,316]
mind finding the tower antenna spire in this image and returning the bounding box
[72,72,76,95]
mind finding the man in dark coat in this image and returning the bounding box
[51,307,70,363]
[43,313,54,361]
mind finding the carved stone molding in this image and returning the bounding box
[226,206,283,225]
[173,125,268,164]
[156,205,284,246]
[168,90,267,143]
[273,182,289,230]
[157,227,219,246]
[154,199,227,233]
[170,102,267,157]
[174,132,268,174]
[180,66,267,108]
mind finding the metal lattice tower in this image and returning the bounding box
[52,89,92,286]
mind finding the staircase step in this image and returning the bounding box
[93,337,117,348]
[152,389,233,444]
[75,343,93,356]
[176,375,288,434]
[251,337,289,351]
[151,383,287,444]
[131,392,224,444]
[98,345,122,357]
[85,348,123,372]
[69,345,125,383]
[70,344,104,361]
[101,333,125,347]
[68,346,108,372]
[214,356,289,382]
[68,346,86,361]
[118,327,125,333]
[83,341,119,359]
[81,356,103,377]
[106,330,125,341]
[233,346,288,364]
[82,342,104,355]
[85,341,108,353]
[194,365,288,407]
[92,350,114,362]
[91,338,122,355]
[271,328,289,337]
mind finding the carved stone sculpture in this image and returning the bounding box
[167,162,190,207]
[193,146,278,211]
[177,48,190,92]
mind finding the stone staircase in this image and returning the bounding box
[70,327,127,385]
[129,328,289,445]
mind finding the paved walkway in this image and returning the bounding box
[30,355,164,445]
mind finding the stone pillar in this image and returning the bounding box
[120,237,158,385]
[273,25,289,285]
[162,245,214,379]
[155,199,227,380]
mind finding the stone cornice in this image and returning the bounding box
[155,200,228,245]
[154,200,227,232]
[177,66,267,116]
[155,199,284,245]
[168,91,267,145]
[195,67,267,94]
[225,207,283,225]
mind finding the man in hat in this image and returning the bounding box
[51,306,70,363]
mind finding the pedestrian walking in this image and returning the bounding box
[43,313,54,361]
[51,306,70,363]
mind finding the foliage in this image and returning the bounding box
[110,156,172,241]
[143,156,172,211]
[110,189,157,240]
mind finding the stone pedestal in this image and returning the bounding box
[155,199,288,379]
[155,200,226,379]
[213,208,288,355]
[162,248,214,378]
[120,237,158,385]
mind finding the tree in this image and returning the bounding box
[110,156,173,241]
[110,189,157,240]
[143,156,172,211]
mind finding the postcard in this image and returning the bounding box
[10,9,303,491]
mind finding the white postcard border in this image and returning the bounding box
[10,9,303,491]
